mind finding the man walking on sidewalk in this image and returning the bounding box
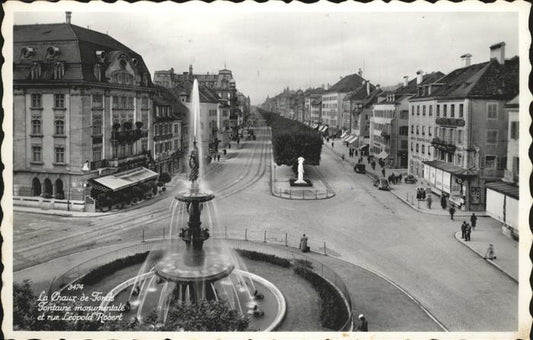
[461,221,467,239]
[465,223,472,241]
[427,195,432,209]
[449,205,456,220]
[470,213,477,229]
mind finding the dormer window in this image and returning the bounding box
[46,46,60,60]
[30,62,41,79]
[21,47,35,59]
[52,62,64,80]
[94,64,103,81]
[96,50,106,63]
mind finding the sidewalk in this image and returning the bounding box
[454,225,518,282]
[325,138,517,283]
[325,139,486,217]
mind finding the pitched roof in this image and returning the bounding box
[168,79,219,104]
[14,23,153,86]
[395,72,445,96]
[153,86,189,119]
[344,83,376,101]
[416,58,518,100]
[326,73,367,93]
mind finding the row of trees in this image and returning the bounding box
[259,109,322,170]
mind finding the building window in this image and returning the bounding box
[422,145,425,154]
[450,104,455,118]
[411,125,414,134]
[93,146,102,161]
[458,130,463,144]
[92,115,102,135]
[142,97,148,109]
[429,105,432,116]
[486,130,498,144]
[422,106,426,116]
[411,106,414,116]
[31,119,41,134]
[55,146,65,163]
[417,105,420,115]
[416,143,419,153]
[457,153,463,166]
[141,139,148,151]
[459,104,464,118]
[399,126,408,135]
[32,145,42,162]
[93,95,103,108]
[31,62,42,79]
[436,104,440,117]
[416,125,419,135]
[127,97,134,109]
[422,126,426,135]
[31,94,42,108]
[112,96,119,109]
[443,104,447,117]
[410,142,414,151]
[487,103,498,119]
[510,121,519,140]
[121,96,127,109]
[54,94,65,108]
[55,118,65,135]
[497,156,507,170]
[485,155,496,169]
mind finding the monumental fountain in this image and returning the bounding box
[99,80,285,331]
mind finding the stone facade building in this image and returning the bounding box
[13,14,156,209]
[409,42,519,211]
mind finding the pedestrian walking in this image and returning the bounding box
[426,195,432,209]
[470,213,477,229]
[461,221,467,239]
[299,234,309,253]
[465,223,472,241]
[217,153,221,162]
[441,195,447,209]
[484,244,496,260]
[357,314,368,331]
[381,168,386,177]
[449,205,456,220]
[398,173,403,183]
[331,141,334,148]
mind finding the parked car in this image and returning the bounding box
[373,177,390,190]
[354,163,366,174]
[404,174,417,184]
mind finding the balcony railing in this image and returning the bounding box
[431,137,456,153]
[436,117,465,127]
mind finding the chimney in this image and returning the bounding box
[490,42,506,64]
[189,64,193,80]
[358,68,363,77]
[366,81,370,96]
[66,11,72,24]
[461,53,472,67]
[416,70,424,85]
[376,84,380,91]
[403,76,409,87]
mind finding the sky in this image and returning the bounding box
[11,4,520,105]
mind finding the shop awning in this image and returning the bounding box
[92,167,159,192]
[422,160,477,177]
[341,131,348,139]
[377,151,389,159]
[345,135,358,144]
[342,134,351,141]
[319,125,329,132]
[485,181,519,200]
[358,144,369,150]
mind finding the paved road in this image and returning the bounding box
[13,114,517,331]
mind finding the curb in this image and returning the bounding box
[453,231,518,283]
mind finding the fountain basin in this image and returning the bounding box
[101,269,286,331]
[155,248,234,282]
[175,191,215,203]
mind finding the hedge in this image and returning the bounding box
[259,109,322,168]
[78,252,150,286]
[293,265,349,330]
[235,249,291,268]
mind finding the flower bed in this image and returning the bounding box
[78,252,151,286]
[293,265,349,330]
[235,249,291,268]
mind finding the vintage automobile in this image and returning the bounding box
[354,163,366,174]
[404,174,417,184]
[373,177,390,190]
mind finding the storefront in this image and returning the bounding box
[423,160,478,211]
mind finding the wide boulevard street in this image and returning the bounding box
[14,112,517,332]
